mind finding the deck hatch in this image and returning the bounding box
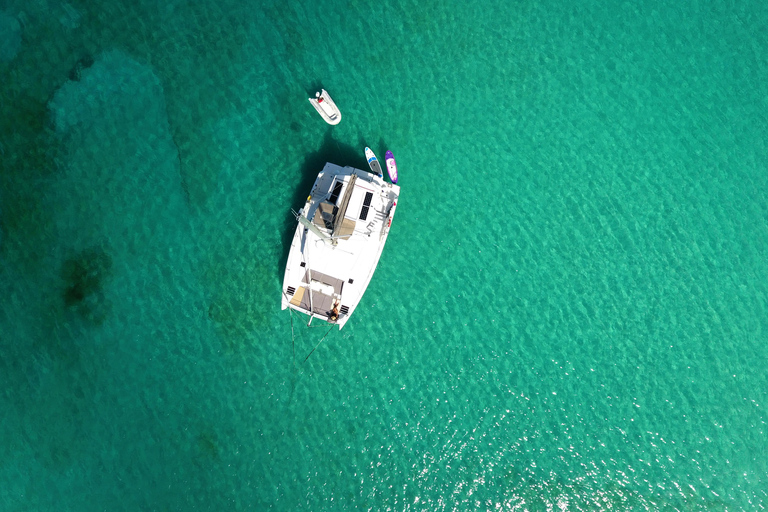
[332,174,357,237]
[359,192,374,221]
[287,286,296,296]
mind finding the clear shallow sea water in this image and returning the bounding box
[1,0,768,510]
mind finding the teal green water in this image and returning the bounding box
[2,0,768,509]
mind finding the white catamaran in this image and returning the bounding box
[281,162,400,329]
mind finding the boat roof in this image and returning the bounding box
[282,163,400,326]
[302,167,391,275]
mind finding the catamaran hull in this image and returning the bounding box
[281,162,400,329]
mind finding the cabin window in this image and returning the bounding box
[329,180,344,204]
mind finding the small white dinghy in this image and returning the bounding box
[308,89,341,125]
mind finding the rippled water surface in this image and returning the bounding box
[1,0,767,510]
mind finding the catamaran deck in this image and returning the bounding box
[281,162,400,328]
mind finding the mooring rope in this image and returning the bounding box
[303,324,334,363]
[289,307,296,369]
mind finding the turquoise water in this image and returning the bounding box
[2,0,768,509]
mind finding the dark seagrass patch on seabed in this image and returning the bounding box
[67,53,95,81]
[61,246,112,325]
